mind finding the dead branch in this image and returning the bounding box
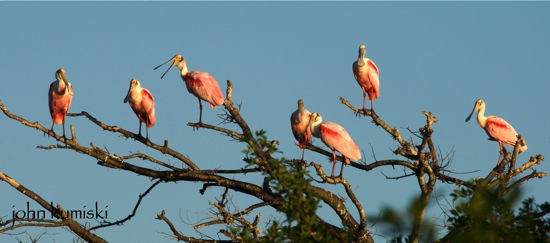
[340,97,418,158]
[68,111,199,170]
[90,179,162,230]
[194,202,270,230]
[156,210,228,243]
[0,170,107,243]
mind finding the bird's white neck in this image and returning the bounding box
[177,61,189,76]
[358,48,367,66]
[477,106,488,128]
[54,79,69,95]
[309,116,322,138]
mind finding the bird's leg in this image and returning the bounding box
[362,92,367,111]
[330,150,337,178]
[138,121,143,137]
[198,99,203,124]
[192,99,203,130]
[496,142,505,171]
[145,126,149,141]
[62,119,67,140]
[370,99,374,112]
[338,158,346,178]
[48,122,55,137]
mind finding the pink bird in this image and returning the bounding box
[124,79,156,139]
[154,54,224,124]
[290,99,312,161]
[48,68,74,138]
[352,44,380,110]
[308,112,361,177]
[466,99,527,163]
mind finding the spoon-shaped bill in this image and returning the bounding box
[465,106,476,122]
[154,57,175,79]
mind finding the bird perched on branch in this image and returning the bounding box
[48,68,74,138]
[308,112,361,178]
[124,79,156,139]
[155,54,224,125]
[352,44,380,110]
[290,99,312,161]
[466,99,527,164]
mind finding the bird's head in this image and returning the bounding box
[154,54,186,79]
[56,68,74,96]
[123,79,140,103]
[357,44,366,66]
[465,99,485,122]
[308,112,322,127]
[297,99,305,109]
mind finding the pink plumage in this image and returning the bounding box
[353,44,380,110]
[124,79,155,138]
[308,112,361,177]
[318,122,361,162]
[155,54,224,124]
[290,99,312,148]
[290,99,312,162]
[484,116,526,152]
[466,99,527,163]
[183,71,224,109]
[48,68,73,137]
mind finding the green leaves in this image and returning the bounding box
[240,130,343,241]
[444,181,550,242]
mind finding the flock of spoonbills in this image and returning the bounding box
[47,45,527,178]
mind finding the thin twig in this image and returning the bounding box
[90,180,163,230]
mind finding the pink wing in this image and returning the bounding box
[290,110,312,146]
[290,111,302,141]
[141,88,156,128]
[48,82,55,119]
[485,116,526,151]
[353,59,379,101]
[319,122,361,161]
[185,71,224,108]
[366,60,380,100]
[48,82,73,124]
[352,61,368,88]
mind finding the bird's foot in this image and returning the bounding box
[192,121,204,131]
[354,108,371,117]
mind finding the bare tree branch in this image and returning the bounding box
[90,179,163,230]
[0,170,107,243]
[67,111,199,170]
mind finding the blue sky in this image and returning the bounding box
[1,2,549,242]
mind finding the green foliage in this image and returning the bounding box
[241,130,279,159]
[262,157,343,242]
[372,180,550,243]
[371,197,437,243]
[443,181,550,243]
[239,131,550,242]
[240,130,344,242]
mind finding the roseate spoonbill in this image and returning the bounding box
[154,54,224,124]
[352,44,380,110]
[124,79,156,139]
[308,112,361,177]
[48,68,74,138]
[290,99,312,161]
[466,99,527,163]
